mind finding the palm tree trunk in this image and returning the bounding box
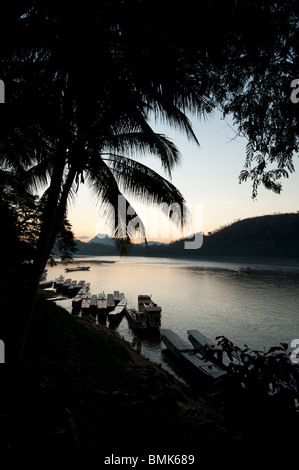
[12,151,67,362]
[13,97,74,361]
[44,164,78,264]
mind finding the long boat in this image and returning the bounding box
[160,329,226,384]
[54,275,65,289]
[72,285,91,310]
[187,329,217,355]
[90,294,98,314]
[187,329,239,369]
[65,266,90,272]
[108,298,127,323]
[125,308,147,330]
[138,295,162,328]
[97,292,108,315]
[81,296,92,314]
[67,280,78,295]
[58,278,72,292]
[113,290,122,304]
[107,293,115,311]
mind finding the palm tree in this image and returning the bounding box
[1,3,215,360]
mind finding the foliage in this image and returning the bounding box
[0,169,77,265]
[2,1,299,358]
[203,335,299,445]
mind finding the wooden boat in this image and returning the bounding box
[39,280,53,289]
[72,287,90,310]
[113,290,122,304]
[67,280,78,293]
[160,329,226,384]
[238,266,251,274]
[126,308,147,330]
[187,329,239,369]
[90,294,98,313]
[187,329,217,355]
[79,282,90,293]
[59,278,72,292]
[65,266,90,272]
[81,296,92,314]
[138,295,162,328]
[108,298,127,323]
[54,275,65,289]
[97,293,107,315]
[107,293,115,311]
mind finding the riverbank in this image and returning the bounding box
[2,294,227,460]
[2,293,298,463]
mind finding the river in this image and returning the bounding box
[45,256,299,383]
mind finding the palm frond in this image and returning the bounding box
[103,131,182,177]
[86,157,148,254]
[103,153,190,231]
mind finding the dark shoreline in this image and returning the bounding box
[57,254,299,274]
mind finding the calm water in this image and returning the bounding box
[45,256,299,383]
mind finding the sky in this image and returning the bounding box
[68,111,299,243]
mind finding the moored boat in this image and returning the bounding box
[113,290,121,304]
[81,296,92,314]
[187,329,238,369]
[138,294,162,328]
[187,329,217,355]
[65,266,90,272]
[238,266,251,274]
[58,278,72,292]
[108,298,127,323]
[160,329,226,384]
[39,280,53,289]
[107,293,115,311]
[67,280,78,295]
[90,294,98,314]
[97,292,107,315]
[126,308,147,330]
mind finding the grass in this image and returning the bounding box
[3,293,298,464]
[2,294,221,460]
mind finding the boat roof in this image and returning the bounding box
[143,306,161,312]
[160,329,191,351]
[181,352,226,380]
[187,330,216,349]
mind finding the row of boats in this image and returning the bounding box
[46,274,232,383]
[52,275,163,329]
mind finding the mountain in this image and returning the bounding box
[87,233,165,247]
[88,234,116,246]
[74,213,299,258]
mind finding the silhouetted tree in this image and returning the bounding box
[1,1,299,359]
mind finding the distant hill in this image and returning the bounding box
[87,233,164,247]
[88,234,116,246]
[74,213,299,258]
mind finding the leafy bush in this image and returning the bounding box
[203,337,299,449]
